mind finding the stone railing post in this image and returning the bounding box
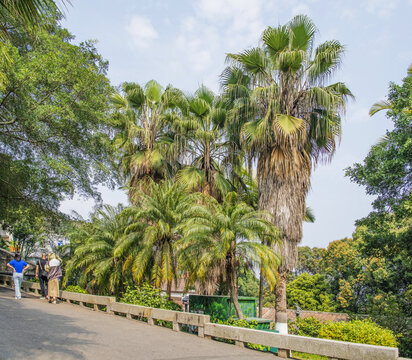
[277,348,291,358]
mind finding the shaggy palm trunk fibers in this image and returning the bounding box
[258,154,310,333]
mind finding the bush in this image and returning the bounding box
[289,316,323,338]
[318,319,399,348]
[120,283,181,312]
[65,285,87,294]
[289,317,399,349]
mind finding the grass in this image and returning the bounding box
[291,351,327,360]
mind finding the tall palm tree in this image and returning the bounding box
[111,81,188,202]
[116,180,192,298]
[225,15,353,332]
[177,86,232,199]
[63,204,129,296]
[178,192,281,319]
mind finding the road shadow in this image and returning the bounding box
[0,287,95,360]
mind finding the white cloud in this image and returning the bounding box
[174,0,268,78]
[126,15,158,48]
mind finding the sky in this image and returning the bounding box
[59,0,412,249]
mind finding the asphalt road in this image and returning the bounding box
[0,286,276,360]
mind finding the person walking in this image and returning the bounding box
[36,253,48,300]
[6,254,30,299]
[47,253,62,304]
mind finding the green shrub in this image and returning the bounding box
[289,316,323,338]
[318,319,399,348]
[65,285,87,294]
[120,283,181,312]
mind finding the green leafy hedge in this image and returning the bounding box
[120,283,181,312]
[64,285,87,294]
[319,319,399,347]
[289,317,398,348]
[289,316,323,338]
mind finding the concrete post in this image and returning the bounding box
[106,304,113,314]
[173,322,181,332]
[147,317,155,326]
[235,341,245,348]
[93,304,98,311]
[198,326,205,338]
[277,349,291,358]
[126,313,132,319]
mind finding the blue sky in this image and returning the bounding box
[59,0,412,249]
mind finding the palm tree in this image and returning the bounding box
[225,15,353,331]
[178,192,281,319]
[177,86,232,199]
[116,180,192,298]
[63,204,129,296]
[111,81,188,202]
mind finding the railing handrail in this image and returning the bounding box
[0,274,400,360]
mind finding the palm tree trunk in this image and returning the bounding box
[275,271,288,332]
[228,253,244,319]
[258,266,264,318]
[166,280,172,300]
[257,151,310,333]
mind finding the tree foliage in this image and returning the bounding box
[0,19,115,221]
[345,69,411,356]
[287,273,336,312]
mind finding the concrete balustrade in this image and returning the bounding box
[204,323,398,360]
[0,274,401,360]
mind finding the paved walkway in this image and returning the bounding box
[0,287,275,360]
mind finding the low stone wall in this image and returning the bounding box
[261,307,350,322]
[204,323,398,360]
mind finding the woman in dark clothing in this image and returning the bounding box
[47,253,62,304]
[36,253,48,299]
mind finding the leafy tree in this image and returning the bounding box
[178,192,281,319]
[346,68,411,356]
[0,0,68,76]
[294,246,323,276]
[111,81,188,201]
[286,273,336,312]
[238,269,259,297]
[0,21,116,220]
[346,69,411,214]
[224,15,353,329]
